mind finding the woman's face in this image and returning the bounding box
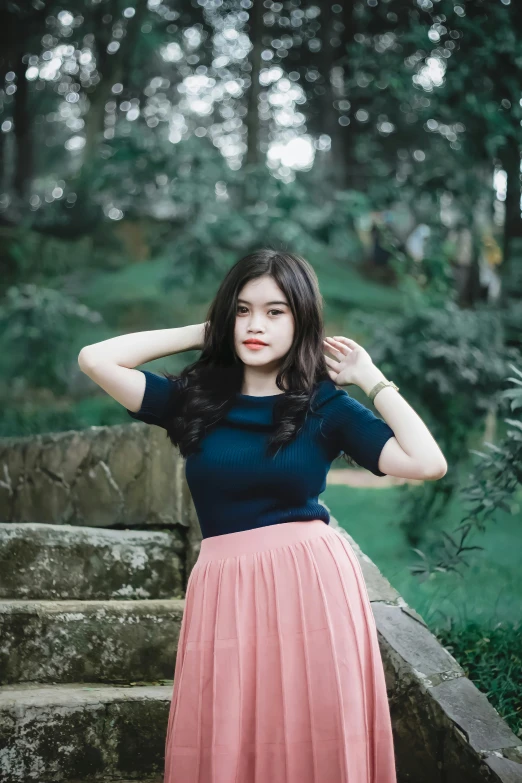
[234,275,295,369]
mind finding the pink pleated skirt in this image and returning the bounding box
[163,519,397,783]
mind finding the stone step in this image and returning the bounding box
[0,682,172,782]
[0,599,184,685]
[0,523,185,601]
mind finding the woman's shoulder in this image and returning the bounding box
[310,378,348,412]
[126,369,185,428]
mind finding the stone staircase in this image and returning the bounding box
[1,423,521,782]
[0,522,183,782]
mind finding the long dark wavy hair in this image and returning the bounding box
[163,248,334,459]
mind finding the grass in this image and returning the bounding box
[434,621,522,737]
[321,482,522,629]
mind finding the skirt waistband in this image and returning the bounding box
[196,519,331,564]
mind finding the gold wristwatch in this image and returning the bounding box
[368,379,399,403]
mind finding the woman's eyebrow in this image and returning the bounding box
[237,299,289,306]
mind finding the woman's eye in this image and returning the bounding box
[236,307,283,316]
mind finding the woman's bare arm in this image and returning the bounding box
[78,323,206,412]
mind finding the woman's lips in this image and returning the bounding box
[243,342,267,350]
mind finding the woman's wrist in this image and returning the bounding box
[352,365,387,397]
[191,322,206,350]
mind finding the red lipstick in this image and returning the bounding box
[243,338,268,350]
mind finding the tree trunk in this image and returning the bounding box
[319,2,346,189]
[245,0,263,167]
[12,53,32,199]
[0,6,45,201]
[81,0,147,172]
[499,137,522,285]
[340,0,363,189]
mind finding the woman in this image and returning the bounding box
[79,248,447,783]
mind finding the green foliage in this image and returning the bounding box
[2,0,520,274]
[348,296,520,548]
[157,166,378,295]
[0,224,122,289]
[433,621,522,738]
[0,284,103,394]
[386,223,458,309]
[0,402,82,439]
[410,362,522,579]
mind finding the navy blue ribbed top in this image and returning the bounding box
[126,370,395,539]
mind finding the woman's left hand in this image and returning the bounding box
[323,336,375,387]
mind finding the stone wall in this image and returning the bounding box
[0,423,196,534]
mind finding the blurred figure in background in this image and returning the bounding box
[405,224,431,263]
[478,232,502,303]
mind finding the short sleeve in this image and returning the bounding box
[326,392,395,476]
[126,369,184,429]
